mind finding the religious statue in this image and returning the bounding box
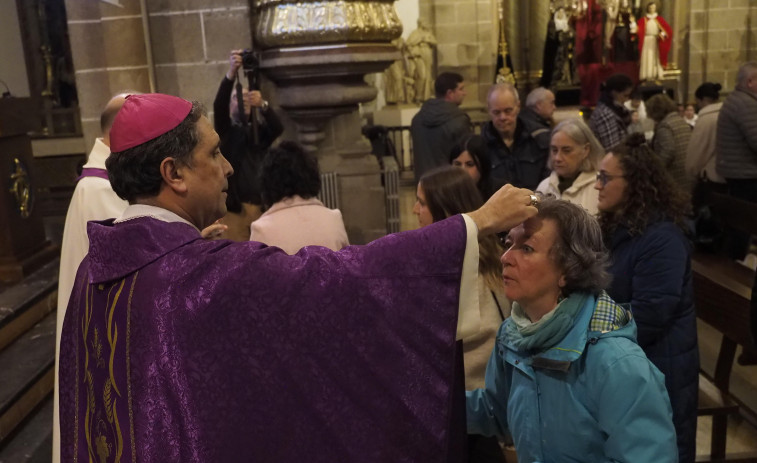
[542,2,578,87]
[637,0,672,81]
[384,38,407,104]
[9,158,33,218]
[406,19,437,103]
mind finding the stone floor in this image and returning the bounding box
[398,182,757,459]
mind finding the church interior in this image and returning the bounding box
[1,0,757,461]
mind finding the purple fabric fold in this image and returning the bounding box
[76,167,110,182]
[60,215,468,462]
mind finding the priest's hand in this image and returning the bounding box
[467,185,538,236]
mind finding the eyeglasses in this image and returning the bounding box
[596,171,624,187]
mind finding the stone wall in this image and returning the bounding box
[64,0,251,148]
[418,0,497,107]
[681,0,757,101]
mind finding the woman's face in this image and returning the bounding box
[451,150,481,184]
[501,217,565,316]
[647,2,657,14]
[550,130,589,178]
[595,153,628,213]
[412,183,434,228]
[684,105,696,119]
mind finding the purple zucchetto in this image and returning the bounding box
[109,93,192,153]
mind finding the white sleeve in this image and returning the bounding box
[457,214,482,340]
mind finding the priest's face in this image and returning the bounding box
[182,116,234,229]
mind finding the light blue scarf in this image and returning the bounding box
[505,292,589,352]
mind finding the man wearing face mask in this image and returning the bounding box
[213,49,283,228]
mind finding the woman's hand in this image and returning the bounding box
[201,221,228,240]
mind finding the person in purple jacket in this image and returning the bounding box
[58,93,538,462]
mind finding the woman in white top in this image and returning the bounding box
[537,118,605,215]
[413,166,510,462]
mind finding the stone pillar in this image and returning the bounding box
[64,1,152,148]
[503,0,550,91]
[254,0,403,243]
[686,0,757,101]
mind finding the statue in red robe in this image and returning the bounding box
[637,1,673,81]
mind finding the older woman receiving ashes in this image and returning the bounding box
[466,199,677,462]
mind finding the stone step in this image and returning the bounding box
[0,260,58,352]
[0,310,56,444]
[0,395,52,463]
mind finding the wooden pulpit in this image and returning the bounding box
[0,98,57,282]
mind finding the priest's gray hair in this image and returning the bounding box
[538,199,612,295]
[107,101,205,203]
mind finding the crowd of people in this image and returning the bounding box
[53,51,757,462]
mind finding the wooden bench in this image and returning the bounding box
[692,192,757,462]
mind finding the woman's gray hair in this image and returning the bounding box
[550,118,605,172]
[538,199,612,294]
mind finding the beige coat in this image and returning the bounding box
[536,170,599,215]
[462,277,510,390]
[250,195,349,255]
[686,102,725,183]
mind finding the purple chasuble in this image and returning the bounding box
[76,167,110,182]
[59,215,468,462]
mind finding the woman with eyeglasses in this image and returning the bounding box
[595,133,698,463]
[536,118,604,215]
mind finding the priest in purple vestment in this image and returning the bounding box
[58,93,538,462]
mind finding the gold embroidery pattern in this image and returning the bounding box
[81,279,128,462]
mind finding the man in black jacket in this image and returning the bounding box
[410,72,471,181]
[214,49,283,228]
[482,83,550,191]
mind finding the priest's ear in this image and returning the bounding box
[159,157,189,194]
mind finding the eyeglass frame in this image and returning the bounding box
[595,171,624,187]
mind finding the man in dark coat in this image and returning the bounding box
[411,72,471,181]
[715,61,757,359]
[482,83,550,191]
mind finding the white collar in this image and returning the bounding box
[646,12,658,19]
[115,204,198,231]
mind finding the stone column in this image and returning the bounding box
[64,1,152,147]
[254,0,403,243]
[503,0,550,91]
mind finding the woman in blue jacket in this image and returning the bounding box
[467,199,677,462]
[595,133,698,463]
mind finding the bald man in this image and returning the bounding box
[53,93,130,463]
[482,83,550,191]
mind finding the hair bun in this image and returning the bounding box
[625,133,647,148]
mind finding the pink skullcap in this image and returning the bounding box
[109,93,192,152]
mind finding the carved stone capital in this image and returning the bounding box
[253,0,402,49]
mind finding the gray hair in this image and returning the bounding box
[487,82,520,106]
[537,199,612,295]
[737,61,757,88]
[550,118,605,172]
[525,87,552,109]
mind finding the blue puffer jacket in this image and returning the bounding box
[467,292,678,463]
[606,221,699,463]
